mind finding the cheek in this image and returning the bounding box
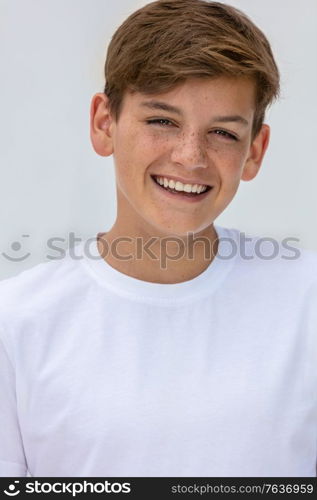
[115,129,169,172]
[142,128,172,153]
[112,130,139,178]
[212,145,250,196]
[216,142,250,173]
[113,125,137,158]
[112,130,160,192]
[222,156,246,178]
[118,122,164,152]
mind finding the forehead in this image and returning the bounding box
[122,76,256,117]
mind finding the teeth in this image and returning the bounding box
[154,176,208,194]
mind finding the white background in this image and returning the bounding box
[0,0,316,279]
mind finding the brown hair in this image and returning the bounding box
[104,0,280,139]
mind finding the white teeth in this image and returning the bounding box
[154,176,208,194]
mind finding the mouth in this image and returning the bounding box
[150,174,213,201]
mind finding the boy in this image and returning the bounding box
[1,0,316,477]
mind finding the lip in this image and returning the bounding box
[150,175,213,203]
[151,174,212,188]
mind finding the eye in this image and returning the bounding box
[211,129,238,141]
[146,118,174,127]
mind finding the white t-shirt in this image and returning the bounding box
[0,225,316,477]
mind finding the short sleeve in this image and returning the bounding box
[0,335,27,477]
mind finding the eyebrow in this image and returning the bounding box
[140,100,249,126]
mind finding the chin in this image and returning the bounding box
[154,220,214,238]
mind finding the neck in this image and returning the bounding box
[97,222,219,284]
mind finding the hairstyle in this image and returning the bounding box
[104,0,280,139]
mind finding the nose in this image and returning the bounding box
[170,130,208,170]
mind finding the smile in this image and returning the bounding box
[151,175,213,201]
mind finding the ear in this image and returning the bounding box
[241,124,270,181]
[90,93,115,157]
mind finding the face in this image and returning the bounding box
[91,76,269,237]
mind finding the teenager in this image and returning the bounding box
[1,0,316,477]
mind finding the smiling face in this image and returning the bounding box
[91,76,270,238]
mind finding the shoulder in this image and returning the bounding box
[219,225,317,291]
[0,243,87,331]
